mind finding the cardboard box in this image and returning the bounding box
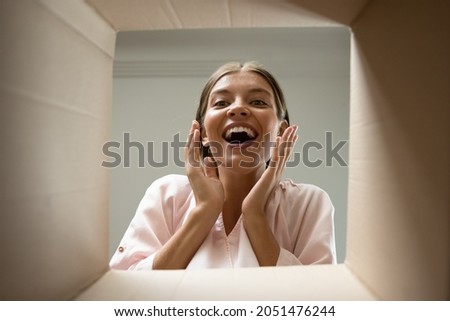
[0,0,448,300]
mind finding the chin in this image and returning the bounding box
[217,149,267,171]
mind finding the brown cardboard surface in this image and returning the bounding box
[289,0,371,25]
[347,0,450,300]
[38,0,116,56]
[76,265,375,300]
[1,0,448,300]
[86,0,355,31]
[0,0,113,299]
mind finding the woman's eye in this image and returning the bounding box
[251,99,267,106]
[213,100,229,107]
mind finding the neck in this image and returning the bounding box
[218,165,265,234]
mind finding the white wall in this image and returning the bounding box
[108,27,350,263]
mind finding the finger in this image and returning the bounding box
[186,128,201,168]
[268,136,281,169]
[278,139,294,169]
[274,126,298,175]
[282,124,298,142]
[185,121,201,168]
[203,157,219,178]
[280,125,298,158]
[269,125,298,170]
[287,126,299,161]
[185,120,200,149]
[192,128,201,164]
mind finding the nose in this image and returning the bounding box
[227,104,249,118]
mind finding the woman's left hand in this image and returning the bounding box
[242,125,298,217]
[241,124,298,266]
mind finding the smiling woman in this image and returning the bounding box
[109,61,337,270]
[109,27,350,265]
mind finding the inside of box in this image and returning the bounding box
[1,0,448,301]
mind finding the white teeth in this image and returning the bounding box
[225,126,255,139]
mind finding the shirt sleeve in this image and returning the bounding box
[109,175,192,270]
[276,183,337,266]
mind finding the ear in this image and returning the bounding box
[277,120,289,136]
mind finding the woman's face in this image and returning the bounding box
[202,71,286,171]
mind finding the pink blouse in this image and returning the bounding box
[110,174,336,270]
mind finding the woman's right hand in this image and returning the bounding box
[152,121,224,269]
[185,120,225,214]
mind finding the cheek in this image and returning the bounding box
[260,115,281,135]
[203,114,214,132]
[203,111,222,139]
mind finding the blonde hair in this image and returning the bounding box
[195,61,289,128]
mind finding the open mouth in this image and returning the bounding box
[223,126,258,145]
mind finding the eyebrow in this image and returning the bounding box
[210,87,273,97]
